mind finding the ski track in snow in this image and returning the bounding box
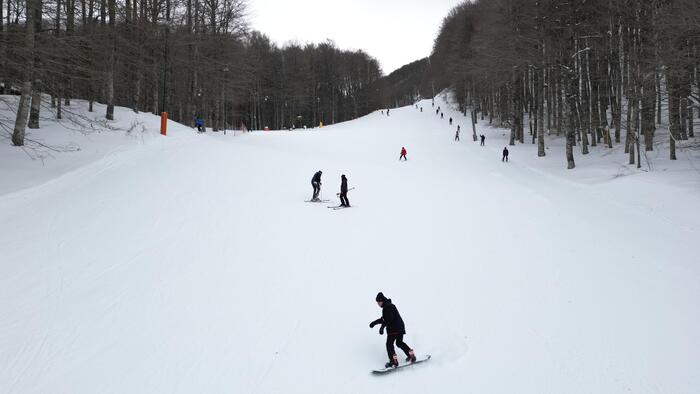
[0,97,699,393]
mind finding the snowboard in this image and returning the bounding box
[372,354,431,374]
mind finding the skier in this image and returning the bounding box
[480,134,486,146]
[455,128,460,141]
[381,110,384,116]
[440,113,444,119]
[399,147,407,161]
[503,147,509,162]
[337,175,350,207]
[449,117,453,126]
[436,109,439,115]
[369,292,417,368]
[420,107,423,112]
[195,117,204,132]
[387,108,390,116]
[311,170,323,201]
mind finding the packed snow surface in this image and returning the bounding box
[1,97,699,393]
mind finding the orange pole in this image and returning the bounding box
[160,112,168,136]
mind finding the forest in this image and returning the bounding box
[1,0,383,146]
[430,0,700,168]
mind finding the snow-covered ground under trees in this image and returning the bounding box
[1,94,699,393]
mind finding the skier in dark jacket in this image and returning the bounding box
[338,175,350,207]
[311,171,322,201]
[369,292,416,368]
[195,117,204,132]
[480,134,486,146]
[503,147,509,162]
[449,117,453,126]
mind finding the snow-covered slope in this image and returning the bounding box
[1,97,698,393]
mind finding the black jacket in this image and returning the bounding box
[371,299,406,335]
[312,171,322,184]
[341,176,348,193]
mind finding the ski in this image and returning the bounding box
[372,354,431,374]
[305,199,330,203]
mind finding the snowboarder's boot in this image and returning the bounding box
[385,354,399,368]
[405,350,417,363]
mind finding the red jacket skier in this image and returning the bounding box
[400,147,407,161]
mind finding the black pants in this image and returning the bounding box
[339,192,349,207]
[400,154,407,161]
[455,135,460,141]
[386,334,411,361]
[481,141,485,146]
[503,155,508,162]
[312,182,320,199]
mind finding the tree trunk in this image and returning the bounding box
[105,0,115,120]
[12,0,39,146]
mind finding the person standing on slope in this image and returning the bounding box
[480,134,486,146]
[311,170,323,201]
[399,147,407,161]
[449,117,453,126]
[455,128,460,141]
[369,292,417,368]
[337,174,350,207]
[502,147,509,162]
[387,108,390,117]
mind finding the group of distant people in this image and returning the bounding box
[427,99,510,162]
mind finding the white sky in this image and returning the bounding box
[248,0,464,74]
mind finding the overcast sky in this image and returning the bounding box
[248,0,464,74]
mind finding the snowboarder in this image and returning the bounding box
[369,292,416,368]
[195,117,204,132]
[399,147,407,161]
[311,170,323,201]
[337,175,350,207]
[480,134,486,146]
[449,117,453,126]
[502,147,509,162]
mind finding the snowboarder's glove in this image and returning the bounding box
[379,326,384,335]
[369,318,382,328]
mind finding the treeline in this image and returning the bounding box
[378,58,433,108]
[431,0,700,168]
[1,0,383,146]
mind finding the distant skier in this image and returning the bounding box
[436,109,439,115]
[480,134,486,146]
[432,100,435,107]
[387,108,390,116]
[440,113,444,119]
[420,107,423,112]
[311,170,323,201]
[502,147,509,162]
[381,110,384,116]
[337,174,350,207]
[449,117,453,126]
[195,117,204,132]
[399,147,407,161]
[369,292,416,368]
[455,128,460,141]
